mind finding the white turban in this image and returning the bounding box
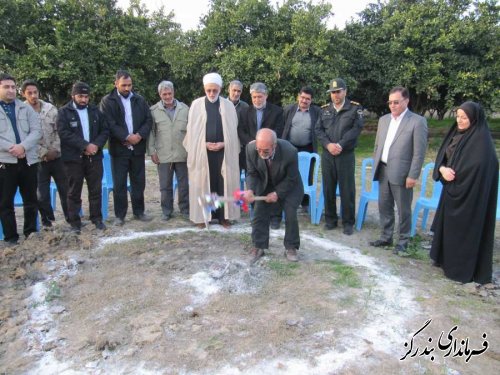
[203,72,223,87]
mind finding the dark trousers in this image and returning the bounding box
[207,149,225,222]
[0,159,38,242]
[37,158,69,224]
[157,162,189,216]
[377,164,413,246]
[111,154,146,219]
[252,198,300,250]
[64,158,103,227]
[321,150,356,226]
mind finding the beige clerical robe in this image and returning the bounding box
[183,96,241,224]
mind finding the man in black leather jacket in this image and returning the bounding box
[57,82,109,233]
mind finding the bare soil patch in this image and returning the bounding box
[0,162,499,374]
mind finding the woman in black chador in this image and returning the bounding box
[430,101,498,284]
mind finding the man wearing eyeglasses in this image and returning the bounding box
[242,128,303,263]
[370,86,428,255]
[315,78,363,235]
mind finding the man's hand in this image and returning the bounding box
[9,144,25,158]
[84,143,98,156]
[151,153,160,165]
[242,190,255,203]
[406,177,417,189]
[265,191,278,203]
[206,142,224,151]
[44,149,59,161]
[326,143,342,156]
[126,133,142,145]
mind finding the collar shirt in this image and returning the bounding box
[256,106,265,130]
[289,110,312,147]
[163,99,177,121]
[333,100,345,113]
[119,92,134,134]
[73,102,90,142]
[381,108,409,163]
[0,100,21,143]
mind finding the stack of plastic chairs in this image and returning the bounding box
[355,158,379,231]
[297,152,320,224]
[410,162,443,236]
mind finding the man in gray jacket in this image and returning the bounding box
[0,73,42,244]
[21,80,69,227]
[147,81,189,220]
[370,86,428,255]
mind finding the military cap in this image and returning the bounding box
[326,78,347,93]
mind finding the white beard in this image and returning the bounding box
[207,95,219,103]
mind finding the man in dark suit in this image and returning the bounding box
[237,82,284,163]
[238,82,284,228]
[242,129,304,263]
[100,70,153,226]
[282,86,321,212]
[370,86,428,254]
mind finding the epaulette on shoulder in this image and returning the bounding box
[350,100,361,106]
[321,104,330,109]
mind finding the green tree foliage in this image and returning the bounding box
[167,0,345,105]
[1,0,180,105]
[0,0,497,115]
[344,0,499,117]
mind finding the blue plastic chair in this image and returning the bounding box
[411,162,443,236]
[0,188,39,240]
[297,152,320,224]
[101,149,116,220]
[314,178,341,225]
[355,158,379,231]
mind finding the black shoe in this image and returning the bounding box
[70,225,81,235]
[134,214,153,222]
[343,225,353,235]
[42,220,52,228]
[270,221,280,230]
[393,244,408,255]
[113,217,125,226]
[324,222,338,230]
[369,239,393,247]
[94,221,106,230]
[162,214,172,221]
[249,248,265,264]
[4,238,19,246]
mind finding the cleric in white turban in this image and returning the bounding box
[183,73,241,227]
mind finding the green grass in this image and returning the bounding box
[45,281,61,302]
[318,260,362,288]
[268,260,300,276]
[404,235,430,261]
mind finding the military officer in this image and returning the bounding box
[315,78,363,235]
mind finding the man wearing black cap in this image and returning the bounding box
[100,70,152,226]
[315,78,364,235]
[57,82,109,233]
